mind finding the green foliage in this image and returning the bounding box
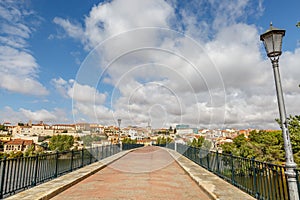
[40,142,48,150]
[221,130,286,164]
[286,115,300,164]
[24,144,36,157]
[122,137,137,144]
[80,135,101,146]
[0,124,5,131]
[188,137,212,150]
[297,22,300,28]
[203,140,212,150]
[8,151,23,158]
[0,152,9,159]
[156,136,173,145]
[188,137,204,148]
[49,135,74,151]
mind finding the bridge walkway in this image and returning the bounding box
[51,146,211,200]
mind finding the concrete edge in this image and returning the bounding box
[165,148,256,200]
[6,149,134,200]
[166,148,218,200]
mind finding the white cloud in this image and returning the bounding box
[0,1,48,96]
[54,0,174,50]
[53,17,85,40]
[52,0,300,129]
[0,106,68,124]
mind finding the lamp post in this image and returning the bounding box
[260,23,299,200]
[117,119,121,146]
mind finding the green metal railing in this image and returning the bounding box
[168,143,299,200]
[0,143,142,198]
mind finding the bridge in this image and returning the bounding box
[5,146,256,200]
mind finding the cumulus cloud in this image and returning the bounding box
[54,0,174,50]
[0,106,68,124]
[53,0,300,129]
[0,1,48,96]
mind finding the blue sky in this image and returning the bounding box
[0,0,300,129]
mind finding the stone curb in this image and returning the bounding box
[6,150,133,200]
[166,148,256,200]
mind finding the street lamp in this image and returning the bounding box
[260,23,299,200]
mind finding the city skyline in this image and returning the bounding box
[0,0,300,129]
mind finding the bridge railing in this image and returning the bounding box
[167,143,298,200]
[0,143,140,199]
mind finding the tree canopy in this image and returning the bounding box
[49,135,74,151]
[80,135,101,146]
[221,115,300,165]
[122,137,137,144]
[188,136,212,150]
[156,136,173,145]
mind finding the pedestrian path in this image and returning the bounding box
[51,146,211,200]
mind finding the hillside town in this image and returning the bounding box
[0,120,275,155]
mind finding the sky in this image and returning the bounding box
[0,0,299,130]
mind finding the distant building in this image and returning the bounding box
[4,139,34,153]
[0,135,11,142]
[176,124,198,135]
[176,124,189,129]
[52,124,76,133]
[75,123,91,131]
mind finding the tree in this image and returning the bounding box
[40,142,48,150]
[188,137,204,148]
[122,137,137,144]
[285,115,300,164]
[49,135,74,151]
[233,134,247,148]
[24,144,36,157]
[9,151,23,158]
[80,135,101,146]
[221,130,285,164]
[0,124,5,131]
[156,136,173,145]
[297,22,300,28]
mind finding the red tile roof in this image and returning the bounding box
[6,139,33,145]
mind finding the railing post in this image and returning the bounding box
[89,148,92,164]
[216,151,220,175]
[252,157,258,198]
[33,154,39,186]
[0,157,7,199]
[110,144,112,156]
[106,145,108,157]
[70,150,74,172]
[54,151,59,178]
[193,147,196,162]
[231,153,235,186]
[96,146,99,161]
[81,149,84,167]
[199,149,203,166]
[207,150,210,170]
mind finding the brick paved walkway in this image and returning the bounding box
[51,146,211,200]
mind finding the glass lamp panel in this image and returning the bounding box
[273,33,283,53]
[263,34,274,55]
